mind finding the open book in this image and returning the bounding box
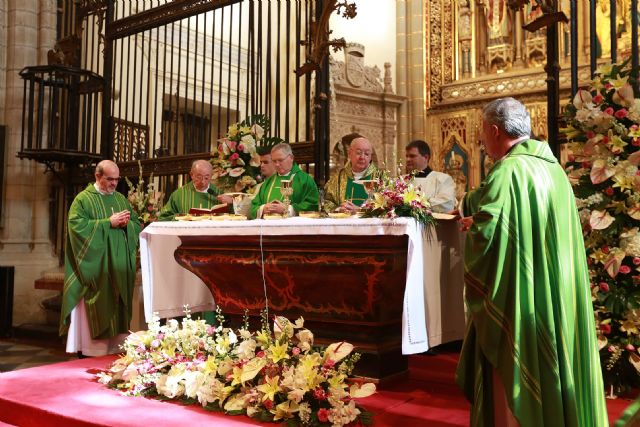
[188,203,229,215]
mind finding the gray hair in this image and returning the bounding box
[482,97,531,139]
[271,142,293,157]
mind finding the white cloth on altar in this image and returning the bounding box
[140,217,465,354]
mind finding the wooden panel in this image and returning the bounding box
[175,234,410,380]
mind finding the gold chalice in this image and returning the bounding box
[281,179,294,217]
[355,179,378,203]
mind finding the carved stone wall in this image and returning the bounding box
[329,43,405,175]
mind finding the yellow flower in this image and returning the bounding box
[612,175,635,193]
[268,341,290,364]
[403,188,417,204]
[595,63,614,77]
[373,193,386,209]
[227,123,238,138]
[257,375,281,402]
[230,365,244,386]
[239,125,252,135]
[202,355,218,375]
[272,400,299,421]
[256,330,271,347]
[610,75,628,90]
[620,318,639,336]
[589,248,608,264]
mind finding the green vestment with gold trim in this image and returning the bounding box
[250,163,319,218]
[323,162,378,212]
[60,184,141,339]
[157,181,221,221]
[456,139,608,427]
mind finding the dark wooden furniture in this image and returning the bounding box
[174,234,409,381]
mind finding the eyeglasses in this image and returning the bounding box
[272,154,292,164]
[193,174,211,181]
[102,176,120,182]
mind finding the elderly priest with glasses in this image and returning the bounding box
[157,159,228,221]
[251,142,319,218]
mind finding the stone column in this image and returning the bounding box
[1,0,59,326]
[396,0,427,159]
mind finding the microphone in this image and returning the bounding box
[207,188,218,197]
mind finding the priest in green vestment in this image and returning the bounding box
[456,98,608,426]
[60,160,141,356]
[323,136,378,214]
[251,142,319,218]
[157,159,227,220]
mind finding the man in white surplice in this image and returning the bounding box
[405,140,456,213]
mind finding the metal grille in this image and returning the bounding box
[105,0,315,163]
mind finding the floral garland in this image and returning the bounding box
[124,160,163,226]
[359,173,435,227]
[97,309,376,426]
[212,115,282,193]
[563,61,640,394]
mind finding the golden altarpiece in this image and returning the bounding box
[410,0,637,197]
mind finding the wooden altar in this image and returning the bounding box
[174,233,409,380]
[140,217,466,382]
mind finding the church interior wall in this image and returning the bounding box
[1,0,61,327]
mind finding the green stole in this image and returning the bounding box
[60,184,141,338]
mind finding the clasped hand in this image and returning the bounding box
[264,200,286,215]
[110,210,130,228]
[338,200,359,214]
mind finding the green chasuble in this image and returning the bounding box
[323,162,378,212]
[157,181,220,221]
[456,139,608,427]
[250,163,319,218]
[60,184,141,339]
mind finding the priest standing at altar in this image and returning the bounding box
[324,136,378,214]
[456,97,608,426]
[157,159,226,220]
[60,160,141,356]
[251,142,319,218]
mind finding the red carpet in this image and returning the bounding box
[0,353,634,426]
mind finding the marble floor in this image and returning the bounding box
[0,327,75,373]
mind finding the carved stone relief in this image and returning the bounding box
[329,44,405,176]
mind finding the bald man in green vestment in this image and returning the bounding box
[456,98,608,426]
[157,159,228,220]
[323,136,378,214]
[251,142,319,218]
[60,160,141,356]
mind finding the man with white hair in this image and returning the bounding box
[324,136,378,214]
[60,160,141,356]
[456,97,607,426]
[250,142,319,218]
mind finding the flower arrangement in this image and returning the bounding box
[562,61,640,394]
[124,161,163,226]
[212,115,282,193]
[359,173,435,227]
[97,308,376,426]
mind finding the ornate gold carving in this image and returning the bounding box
[428,0,443,103]
[439,64,591,105]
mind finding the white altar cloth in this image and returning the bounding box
[140,217,465,355]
